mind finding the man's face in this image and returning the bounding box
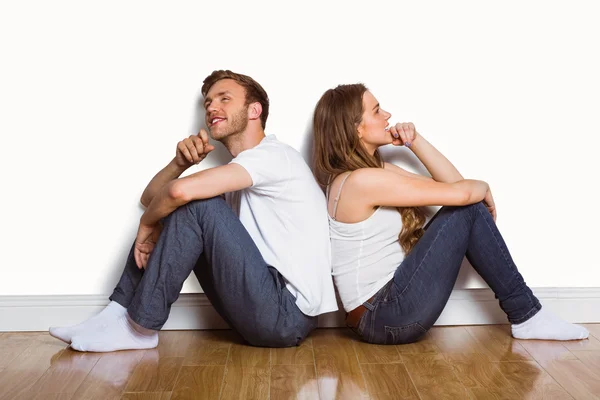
[204,79,249,141]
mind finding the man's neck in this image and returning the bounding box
[222,126,266,158]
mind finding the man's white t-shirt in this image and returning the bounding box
[226,135,338,316]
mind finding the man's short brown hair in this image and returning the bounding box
[202,70,270,129]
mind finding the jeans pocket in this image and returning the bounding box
[384,323,427,345]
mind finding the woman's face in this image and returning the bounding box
[357,91,392,153]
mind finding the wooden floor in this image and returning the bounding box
[1,325,599,399]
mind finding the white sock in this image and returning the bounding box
[70,313,158,352]
[49,301,127,344]
[511,308,589,341]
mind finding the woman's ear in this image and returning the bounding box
[248,102,263,121]
[356,122,364,139]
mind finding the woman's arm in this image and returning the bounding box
[346,168,488,209]
[390,123,463,183]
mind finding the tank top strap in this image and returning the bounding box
[330,172,352,221]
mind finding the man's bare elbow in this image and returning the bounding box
[167,182,192,204]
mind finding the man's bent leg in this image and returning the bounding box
[126,196,313,346]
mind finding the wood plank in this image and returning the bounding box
[361,363,420,400]
[402,354,468,399]
[428,326,491,356]
[561,333,600,351]
[170,366,224,400]
[465,325,533,361]
[0,334,67,400]
[271,338,314,365]
[220,367,269,400]
[312,329,369,399]
[353,340,402,364]
[516,339,577,363]
[157,331,196,358]
[570,351,600,374]
[181,331,231,366]
[227,343,270,367]
[27,348,101,395]
[70,350,145,400]
[0,332,38,369]
[582,324,600,340]
[270,364,319,400]
[495,361,573,399]
[445,353,522,399]
[396,331,441,354]
[541,359,600,400]
[125,350,183,392]
[13,393,73,400]
[121,393,172,400]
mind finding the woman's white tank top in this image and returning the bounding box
[327,172,405,312]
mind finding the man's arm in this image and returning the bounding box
[140,163,252,226]
[140,160,187,207]
[141,130,215,207]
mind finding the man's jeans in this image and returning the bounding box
[351,202,541,345]
[109,197,317,348]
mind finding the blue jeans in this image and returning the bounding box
[351,202,541,345]
[109,197,317,347]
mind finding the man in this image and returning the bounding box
[50,70,338,351]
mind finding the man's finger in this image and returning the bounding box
[134,249,143,269]
[199,129,210,146]
[178,142,194,164]
[185,141,201,163]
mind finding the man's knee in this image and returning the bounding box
[167,196,227,221]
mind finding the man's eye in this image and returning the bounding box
[222,97,229,102]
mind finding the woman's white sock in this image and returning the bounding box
[511,308,589,341]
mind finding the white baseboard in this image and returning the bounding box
[1,288,599,332]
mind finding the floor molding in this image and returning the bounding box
[1,288,599,331]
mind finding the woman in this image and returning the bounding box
[312,83,589,345]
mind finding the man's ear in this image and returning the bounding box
[247,102,262,121]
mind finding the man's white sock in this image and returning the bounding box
[49,301,127,344]
[511,308,589,341]
[70,313,158,352]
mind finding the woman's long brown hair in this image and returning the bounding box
[312,83,426,254]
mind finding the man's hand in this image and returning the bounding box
[483,188,497,222]
[134,222,163,269]
[389,122,419,148]
[174,129,216,169]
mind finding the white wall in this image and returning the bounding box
[1,0,598,296]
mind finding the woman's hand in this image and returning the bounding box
[483,188,497,222]
[389,122,419,148]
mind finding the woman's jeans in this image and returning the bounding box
[109,197,317,348]
[351,202,541,345]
